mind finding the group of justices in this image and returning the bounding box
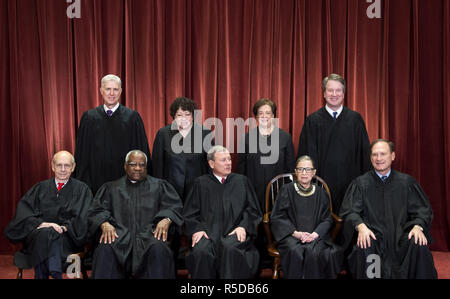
[4,73,437,279]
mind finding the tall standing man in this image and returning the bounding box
[74,74,151,195]
[297,73,371,213]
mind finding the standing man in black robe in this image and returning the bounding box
[88,150,183,279]
[339,139,437,279]
[4,151,93,279]
[74,74,151,195]
[183,145,262,279]
[297,73,371,213]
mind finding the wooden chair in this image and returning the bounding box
[262,173,342,279]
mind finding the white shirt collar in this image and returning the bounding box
[104,103,120,113]
[213,173,226,183]
[325,105,343,118]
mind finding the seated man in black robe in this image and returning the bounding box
[183,145,262,279]
[88,150,183,279]
[4,151,93,279]
[271,156,343,278]
[339,139,437,279]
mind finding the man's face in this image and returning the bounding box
[208,151,232,177]
[52,153,75,182]
[323,79,345,110]
[100,80,122,108]
[124,153,147,181]
[256,104,274,129]
[370,142,395,175]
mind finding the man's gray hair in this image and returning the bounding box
[101,74,122,88]
[207,145,229,162]
[125,150,148,164]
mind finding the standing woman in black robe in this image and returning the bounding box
[271,156,343,278]
[152,97,213,268]
[237,98,295,269]
[152,97,213,201]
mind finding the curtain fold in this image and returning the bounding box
[0,0,448,252]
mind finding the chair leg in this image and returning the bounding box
[272,257,280,279]
[17,268,23,279]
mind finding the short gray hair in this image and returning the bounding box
[207,145,229,162]
[101,74,122,88]
[322,73,346,93]
[125,150,148,164]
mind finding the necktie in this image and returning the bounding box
[381,176,387,183]
[57,182,64,192]
[106,109,113,117]
[333,111,338,120]
[221,177,226,184]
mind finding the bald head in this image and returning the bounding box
[52,151,76,182]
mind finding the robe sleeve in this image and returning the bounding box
[297,117,318,165]
[183,179,207,236]
[270,185,296,242]
[313,188,333,238]
[237,178,262,238]
[132,112,152,175]
[151,128,165,179]
[404,177,433,234]
[4,183,45,243]
[62,184,93,247]
[74,112,92,186]
[87,183,117,238]
[152,180,184,227]
[338,179,365,248]
[356,115,371,174]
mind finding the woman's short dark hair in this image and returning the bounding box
[252,98,277,118]
[169,97,197,119]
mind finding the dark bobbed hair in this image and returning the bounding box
[252,98,277,118]
[169,97,197,119]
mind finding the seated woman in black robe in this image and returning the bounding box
[270,155,343,279]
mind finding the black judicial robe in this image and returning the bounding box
[183,173,262,277]
[4,178,93,268]
[74,105,151,195]
[297,107,371,212]
[271,183,343,278]
[88,175,183,275]
[152,123,213,200]
[237,127,296,210]
[339,170,437,278]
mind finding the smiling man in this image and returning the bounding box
[339,139,437,279]
[183,145,262,278]
[297,73,371,214]
[88,150,183,279]
[74,74,151,195]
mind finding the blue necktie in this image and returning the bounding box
[333,112,338,120]
[381,176,388,182]
[106,110,113,117]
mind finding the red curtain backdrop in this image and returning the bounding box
[1,0,449,253]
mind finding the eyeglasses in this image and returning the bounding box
[127,162,146,168]
[295,167,315,173]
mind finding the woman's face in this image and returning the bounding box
[174,107,193,130]
[256,104,274,129]
[295,159,316,187]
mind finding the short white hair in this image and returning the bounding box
[101,74,122,88]
[125,150,148,164]
[207,145,229,162]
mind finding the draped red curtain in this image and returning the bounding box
[1,0,449,252]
